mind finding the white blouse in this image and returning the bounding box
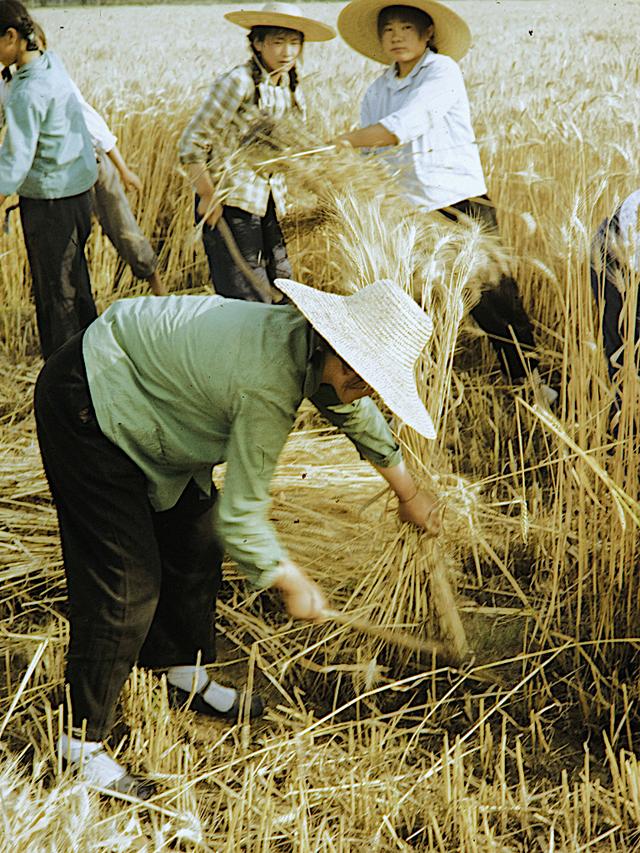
[361,50,487,211]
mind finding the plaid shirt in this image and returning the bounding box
[179,61,306,218]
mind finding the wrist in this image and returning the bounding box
[397,489,418,504]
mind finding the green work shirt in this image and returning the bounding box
[83,295,402,588]
[0,51,97,199]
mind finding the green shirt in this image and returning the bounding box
[83,295,401,587]
[0,51,97,199]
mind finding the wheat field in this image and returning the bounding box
[2,1,640,850]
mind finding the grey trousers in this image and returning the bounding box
[92,150,158,280]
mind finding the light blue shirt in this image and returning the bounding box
[361,50,486,211]
[0,51,97,198]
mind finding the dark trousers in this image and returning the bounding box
[589,214,637,384]
[34,332,223,741]
[197,194,292,302]
[439,196,538,381]
[20,191,96,360]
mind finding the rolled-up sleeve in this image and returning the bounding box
[0,90,45,195]
[310,386,402,468]
[179,68,252,165]
[68,78,116,153]
[214,391,296,588]
[378,58,463,146]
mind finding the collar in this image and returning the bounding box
[13,50,46,80]
[382,48,434,90]
[250,54,291,89]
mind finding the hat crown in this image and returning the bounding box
[255,2,305,18]
[349,280,432,363]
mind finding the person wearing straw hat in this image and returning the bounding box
[179,3,335,302]
[34,279,440,798]
[335,0,556,402]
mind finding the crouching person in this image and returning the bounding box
[34,278,440,799]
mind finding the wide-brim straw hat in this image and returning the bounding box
[225,2,336,42]
[337,0,470,63]
[275,278,436,439]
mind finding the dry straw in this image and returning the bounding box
[3,2,640,848]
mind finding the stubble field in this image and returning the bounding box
[3,1,640,850]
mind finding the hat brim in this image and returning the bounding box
[224,10,336,41]
[337,0,471,63]
[275,278,436,440]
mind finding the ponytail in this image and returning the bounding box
[0,0,39,52]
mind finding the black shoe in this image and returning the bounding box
[103,770,156,800]
[167,678,264,720]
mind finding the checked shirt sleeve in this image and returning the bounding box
[178,67,253,166]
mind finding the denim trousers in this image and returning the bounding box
[439,196,538,381]
[34,332,223,740]
[20,191,96,360]
[197,193,292,302]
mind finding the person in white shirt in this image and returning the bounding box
[591,190,640,426]
[336,0,552,395]
[1,21,166,297]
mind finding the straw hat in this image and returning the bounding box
[225,2,336,42]
[337,0,471,63]
[275,278,436,439]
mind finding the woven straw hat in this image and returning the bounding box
[275,278,436,439]
[225,2,336,42]
[337,0,470,63]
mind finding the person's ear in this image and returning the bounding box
[424,24,435,45]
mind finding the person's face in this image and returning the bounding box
[0,28,19,68]
[334,365,374,404]
[380,18,431,67]
[253,29,303,74]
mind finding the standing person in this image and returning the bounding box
[336,0,555,399]
[0,1,97,360]
[179,2,335,302]
[35,276,440,798]
[590,189,640,425]
[1,22,166,297]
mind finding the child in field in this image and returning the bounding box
[179,2,335,302]
[590,190,640,418]
[336,0,555,399]
[0,1,97,359]
[1,22,166,300]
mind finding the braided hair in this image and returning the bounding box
[377,5,438,52]
[247,26,303,106]
[0,1,40,53]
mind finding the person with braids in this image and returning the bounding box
[179,2,335,302]
[0,0,98,359]
[335,0,556,401]
[0,21,166,300]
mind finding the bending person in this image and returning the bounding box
[336,0,554,399]
[35,277,440,799]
